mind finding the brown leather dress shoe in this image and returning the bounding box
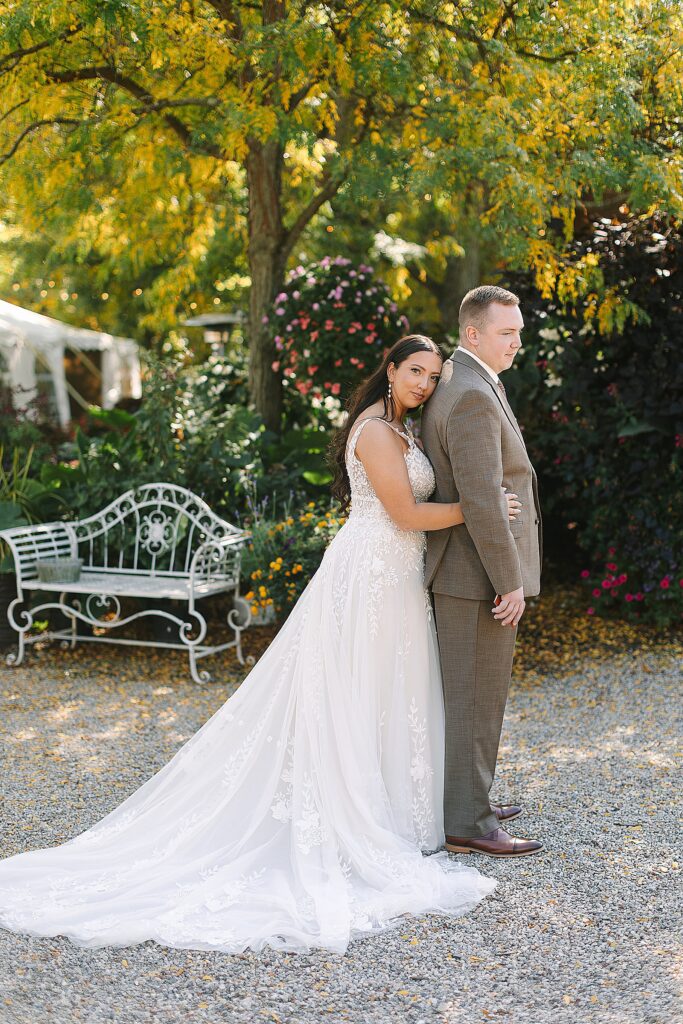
[445,828,543,858]
[492,803,522,823]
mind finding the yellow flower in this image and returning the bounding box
[286,517,294,526]
[250,604,259,615]
[307,501,315,508]
[245,591,255,600]
[259,585,267,597]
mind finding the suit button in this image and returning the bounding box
[534,518,540,525]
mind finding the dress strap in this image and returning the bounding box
[346,416,413,460]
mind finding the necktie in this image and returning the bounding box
[497,380,506,400]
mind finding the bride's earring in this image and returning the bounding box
[387,379,393,402]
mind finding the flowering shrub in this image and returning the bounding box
[267,257,408,407]
[506,215,683,626]
[241,500,346,621]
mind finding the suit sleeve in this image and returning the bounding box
[446,388,523,595]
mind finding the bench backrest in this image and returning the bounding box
[72,483,243,577]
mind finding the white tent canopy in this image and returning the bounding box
[0,299,142,428]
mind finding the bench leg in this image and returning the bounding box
[5,598,29,667]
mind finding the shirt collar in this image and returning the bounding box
[455,345,500,385]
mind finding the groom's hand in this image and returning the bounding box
[493,587,525,627]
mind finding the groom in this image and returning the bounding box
[421,285,543,857]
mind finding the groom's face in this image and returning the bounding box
[465,302,524,375]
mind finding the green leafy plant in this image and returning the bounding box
[0,447,65,571]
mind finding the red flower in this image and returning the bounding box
[618,573,627,584]
[331,383,341,395]
[324,320,334,330]
[610,588,618,597]
[587,607,595,615]
[660,578,670,589]
[608,547,616,556]
[309,330,319,342]
[606,562,617,572]
[635,592,644,601]
[601,580,611,589]
[625,593,634,602]
[592,589,601,598]
[580,570,590,579]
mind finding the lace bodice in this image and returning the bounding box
[346,417,436,525]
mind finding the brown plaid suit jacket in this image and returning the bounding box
[421,349,542,600]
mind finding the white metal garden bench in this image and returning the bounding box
[0,482,252,683]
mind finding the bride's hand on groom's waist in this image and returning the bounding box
[492,587,525,627]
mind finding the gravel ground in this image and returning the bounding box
[0,596,681,1024]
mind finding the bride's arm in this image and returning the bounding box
[354,421,521,532]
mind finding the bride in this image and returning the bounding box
[0,334,521,955]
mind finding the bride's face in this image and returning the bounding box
[388,350,443,410]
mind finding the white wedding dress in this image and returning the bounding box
[0,417,494,954]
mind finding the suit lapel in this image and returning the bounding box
[451,350,526,448]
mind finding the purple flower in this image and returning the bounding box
[275,292,287,303]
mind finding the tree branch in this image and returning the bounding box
[282,170,347,255]
[0,117,84,165]
[46,66,225,158]
[0,22,82,74]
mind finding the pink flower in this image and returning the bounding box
[334,359,342,367]
[275,307,285,315]
[660,578,670,589]
[587,607,595,615]
[625,593,634,602]
[324,320,334,330]
[606,562,617,572]
[308,365,319,376]
[635,592,644,601]
[331,383,341,395]
[580,570,590,579]
[618,573,627,584]
[357,362,365,369]
[271,360,280,372]
[592,589,601,598]
[312,303,320,311]
[601,580,611,589]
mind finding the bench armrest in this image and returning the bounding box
[189,533,249,588]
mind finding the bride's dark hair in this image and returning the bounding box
[329,334,443,513]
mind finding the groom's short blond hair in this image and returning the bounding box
[459,285,520,338]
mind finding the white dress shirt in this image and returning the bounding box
[455,345,500,385]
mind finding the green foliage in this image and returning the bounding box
[43,354,267,519]
[270,257,408,412]
[0,446,65,570]
[508,215,683,625]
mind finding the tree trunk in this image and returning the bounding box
[246,139,286,432]
[439,228,482,334]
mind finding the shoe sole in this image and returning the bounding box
[445,844,543,857]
